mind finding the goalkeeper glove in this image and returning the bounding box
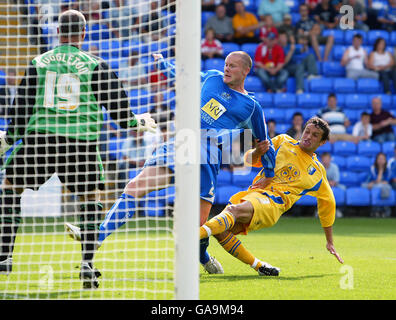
[0,130,11,156]
[135,113,157,134]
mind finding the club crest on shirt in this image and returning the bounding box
[307,164,317,175]
[201,98,227,120]
[220,92,231,101]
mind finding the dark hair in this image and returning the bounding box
[360,111,370,117]
[353,33,363,40]
[59,10,86,37]
[327,92,336,99]
[304,116,330,142]
[292,111,303,119]
[373,37,386,52]
[321,152,331,158]
[374,152,387,171]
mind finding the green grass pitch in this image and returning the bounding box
[1,217,395,299]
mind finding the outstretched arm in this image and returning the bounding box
[323,226,344,264]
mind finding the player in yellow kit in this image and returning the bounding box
[200,117,344,276]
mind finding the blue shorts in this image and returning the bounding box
[144,139,221,204]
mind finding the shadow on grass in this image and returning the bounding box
[200,273,338,282]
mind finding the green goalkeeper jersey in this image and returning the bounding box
[13,44,136,141]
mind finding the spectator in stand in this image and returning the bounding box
[362,152,392,217]
[119,51,148,89]
[109,0,139,39]
[341,33,379,80]
[368,37,396,94]
[312,0,339,29]
[306,0,321,14]
[321,152,342,189]
[141,0,167,41]
[267,119,279,138]
[232,1,263,44]
[317,93,358,142]
[388,146,396,189]
[341,0,370,31]
[257,0,290,26]
[258,14,278,42]
[201,28,224,60]
[377,0,396,31]
[352,111,373,141]
[370,96,396,143]
[286,111,304,140]
[254,32,288,93]
[278,31,319,94]
[295,4,334,62]
[277,13,296,39]
[204,4,234,42]
[0,68,17,117]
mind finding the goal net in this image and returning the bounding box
[0,0,200,299]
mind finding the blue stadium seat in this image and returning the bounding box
[205,58,224,71]
[333,141,357,156]
[357,140,381,157]
[273,93,297,108]
[322,29,345,45]
[244,0,257,12]
[369,94,392,110]
[356,78,382,93]
[339,171,360,187]
[390,31,396,46]
[277,123,289,134]
[371,187,396,206]
[357,171,369,185]
[343,109,360,123]
[290,12,301,24]
[216,185,241,204]
[343,30,367,45]
[128,168,140,180]
[255,92,273,107]
[262,108,286,123]
[309,78,333,93]
[332,187,346,206]
[332,45,347,61]
[333,78,356,93]
[245,75,265,92]
[201,11,215,26]
[0,70,6,86]
[217,169,232,186]
[367,30,390,45]
[222,42,240,56]
[344,93,370,109]
[382,141,395,158]
[286,77,296,92]
[346,155,372,172]
[232,169,257,188]
[240,43,258,59]
[296,195,317,206]
[332,155,346,170]
[322,62,346,77]
[346,187,371,206]
[315,141,332,154]
[296,93,322,109]
[129,89,150,107]
[108,137,126,160]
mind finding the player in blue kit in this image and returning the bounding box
[65,51,276,277]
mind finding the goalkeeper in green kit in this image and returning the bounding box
[0,9,156,288]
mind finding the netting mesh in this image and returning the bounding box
[0,0,177,299]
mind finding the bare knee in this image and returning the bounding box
[226,202,254,224]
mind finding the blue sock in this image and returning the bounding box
[200,237,210,265]
[98,193,136,244]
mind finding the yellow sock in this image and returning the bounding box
[199,210,235,239]
[218,233,263,270]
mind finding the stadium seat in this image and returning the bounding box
[201,11,215,26]
[390,31,396,46]
[204,58,224,71]
[332,45,347,61]
[216,185,241,204]
[296,195,317,206]
[232,169,257,188]
[290,12,300,24]
[222,42,240,56]
[382,141,395,158]
[315,141,332,154]
[296,93,322,109]
[273,93,297,108]
[357,140,381,157]
[322,62,346,77]
[129,89,150,107]
[332,155,346,170]
[108,137,126,160]
[217,169,232,186]
[332,187,346,206]
[309,78,333,93]
[333,141,357,156]
[343,30,367,45]
[356,78,382,94]
[245,75,265,92]
[346,155,372,172]
[333,78,356,93]
[344,93,369,109]
[128,168,140,180]
[286,77,296,92]
[371,187,396,206]
[322,29,344,45]
[367,30,390,45]
[346,187,371,206]
[277,123,289,134]
[255,92,273,107]
[240,43,258,59]
[262,108,286,123]
[343,109,360,123]
[340,171,361,187]
[0,70,6,86]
